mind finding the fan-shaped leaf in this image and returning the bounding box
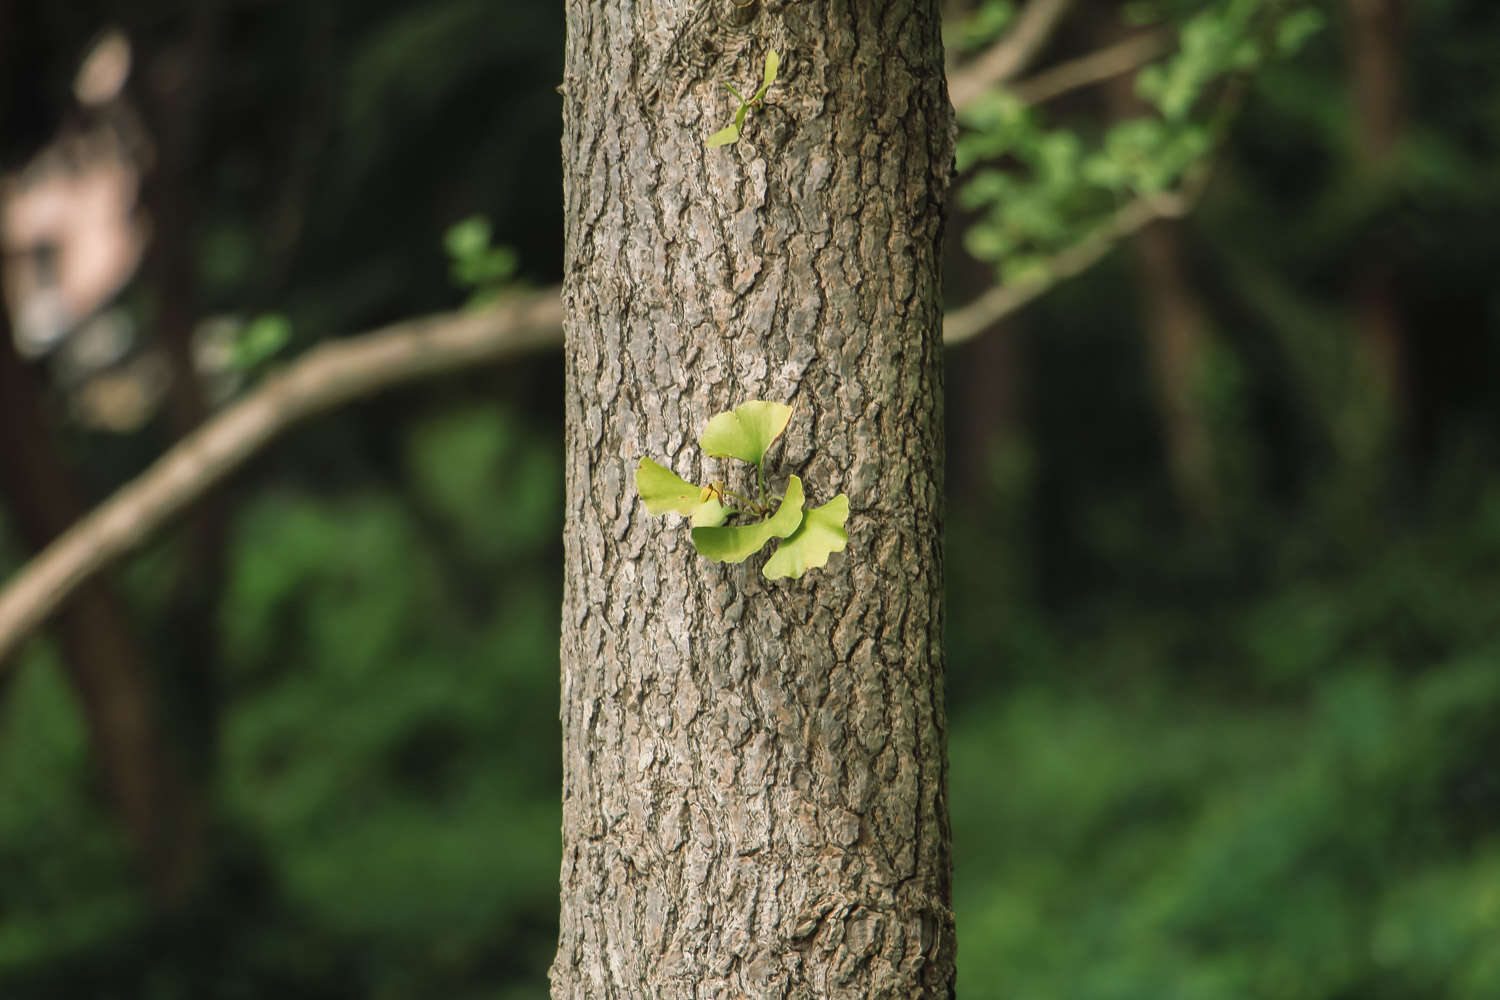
[636,458,704,514]
[691,476,805,564]
[763,493,849,579]
[699,400,793,465]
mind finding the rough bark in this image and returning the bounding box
[554,1,956,997]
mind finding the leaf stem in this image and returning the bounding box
[713,484,769,518]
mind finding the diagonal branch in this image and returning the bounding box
[0,290,562,667]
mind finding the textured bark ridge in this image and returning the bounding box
[554,1,956,996]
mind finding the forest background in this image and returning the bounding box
[2,0,1499,997]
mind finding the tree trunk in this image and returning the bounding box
[553,2,957,997]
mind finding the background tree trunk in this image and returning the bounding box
[0,299,202,906]
[1347,0,1407,415]
[553,1,957,997]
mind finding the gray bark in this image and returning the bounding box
[553,1,957,997]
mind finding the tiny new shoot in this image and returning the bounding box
[706,50,780,148]
[635,400,849,580]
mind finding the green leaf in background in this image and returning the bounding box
[1276,7,1325,56]
[952,0,1016,52]
[230,313,292,370]
[761,49,779,90]
[691,476,805,564]
[763,493,849,580]
[444,214,519,293]
[699,400,793,465]
[443,214,491,259]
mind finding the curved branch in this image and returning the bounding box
[0,289,563,667]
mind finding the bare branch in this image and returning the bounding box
[947,0,1075,110]
[1010,29,1174,107]
[0,289,563,667]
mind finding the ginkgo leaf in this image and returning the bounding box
[691,497,728,527]
[636,458,706,515]
[763,493,849,580]
[706,124,740,148]
[692,476,805,564]
[699,400,793,466]
[763,49,780,89]
[637,457,729,526]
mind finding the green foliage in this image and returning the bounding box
[635,400,849,579]
[0,647,140,973]
[229,313,292,371]
[706,50,779,148]
[956,0,1324,281]
[946,466,1500,999]
[950,0,1017,53]
[444,215,520,305]
[216,402,562,992]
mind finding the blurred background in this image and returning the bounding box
[1,0,1498,997]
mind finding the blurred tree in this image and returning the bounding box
[1347,0,1406,412]
[552,1,956,995]
[0,285,201,906]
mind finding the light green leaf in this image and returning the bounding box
[637,457,728,525]
[763,493,849,579]
[724,81,747,103]
[691,498,728,527]
[691,476,805,564]
[707,123,740,148]
[763,49,779,88]
[636,458,705,516]
[699,400,793,465]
